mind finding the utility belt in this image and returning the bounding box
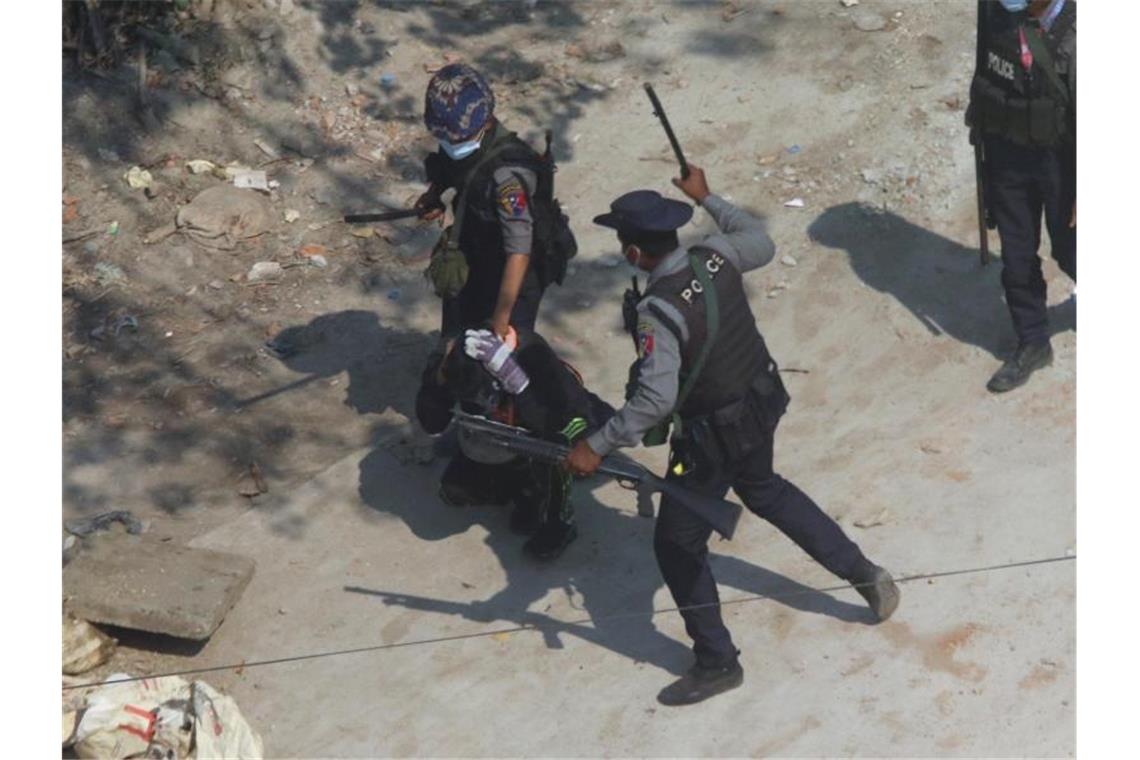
[668,360,790,481]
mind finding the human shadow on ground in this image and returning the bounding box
[808,203,1076,359]
[353,445,873,676]
[260,309,432,420]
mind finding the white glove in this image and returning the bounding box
[463,329,530,394]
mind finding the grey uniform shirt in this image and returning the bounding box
[491,165,537,257]
[586,194,775,457]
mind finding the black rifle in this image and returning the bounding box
[343,208,423,224]
[452,411,742,539]
[972,0,995,266]
[644,83,690,179]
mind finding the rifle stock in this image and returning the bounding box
[452,412,742,539]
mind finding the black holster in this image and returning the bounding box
[671,361,790,479]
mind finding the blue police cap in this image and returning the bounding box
[593,190,693,235]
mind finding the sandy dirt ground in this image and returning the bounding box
[62,0,1075,755]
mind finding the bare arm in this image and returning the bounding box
[491,166,537,338]
[491,254,530,338]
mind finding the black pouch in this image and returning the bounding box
[668,417,722,484]
[1027,96,1062,147]
[751,361,790,433]
[706,362,790,460]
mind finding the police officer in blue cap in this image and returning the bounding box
[564,165,900,706]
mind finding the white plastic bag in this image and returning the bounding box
[74,675,190,759]
[191,680,264,759]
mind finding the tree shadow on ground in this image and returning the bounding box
[808,202,1075,359]
[353,443,872,675]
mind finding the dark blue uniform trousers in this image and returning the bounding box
[655,427,868,668]
[985,134,1076,346]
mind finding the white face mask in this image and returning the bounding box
[998,0,1028,12]
[439,135,482,160]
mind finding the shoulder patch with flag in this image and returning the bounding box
[497,177,529,218]
[637,320,655,359]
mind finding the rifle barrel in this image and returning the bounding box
[343,209,422,224]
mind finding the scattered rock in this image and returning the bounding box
[284,209,300,223]
[300,243,328,258]
[94,262,126,286]
[566,39,625,63]
[247,261,283,283]
[63,613,117,675]
[308,254,328,269]
[279,0,295,16]
[186,159,217,175]
[345,82,360,97]
[208,279,224,290]
[861,168,882,184]
[853,9,887,32]
[780,254,798,267]
[854,508,890,529]
[253,139,279,159]
[123,166,153,190]
[840,0,859,7]
[783,197,805,208]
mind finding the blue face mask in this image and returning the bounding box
[998,0,1028,12]
[439,135,482,161]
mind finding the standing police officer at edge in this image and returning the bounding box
[968,0,1076,392]
[564,166,900,706]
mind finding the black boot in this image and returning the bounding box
[509,503,541,536]
[523,521,578,561]
[850,561,901,622]
[987,341,1053,394]
[657,659,744,706]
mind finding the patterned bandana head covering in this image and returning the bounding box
[423,63,495,142]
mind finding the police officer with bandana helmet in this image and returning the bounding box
[414,64,577,538]
[564,166,901,706]
[968,0,1076,392]
[416,63,575,342]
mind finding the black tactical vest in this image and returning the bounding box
[425,125,552,273]
[969,3,1075,148]
[644,246,771,419]
[425,123,573,291]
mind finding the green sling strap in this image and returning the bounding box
[426,126,522,298]
[1020,22,1070,107]
[642,251,721,447]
